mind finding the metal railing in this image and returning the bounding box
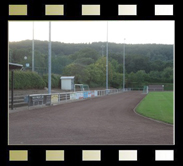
[97,90,106,96]
[23,88,132,108]
[131,88,143,91]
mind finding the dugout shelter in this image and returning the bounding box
[60,76,75,90]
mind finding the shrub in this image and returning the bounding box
[9,70,46,89]
[42,74,61,88]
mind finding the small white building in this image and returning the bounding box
[60,76,75,90]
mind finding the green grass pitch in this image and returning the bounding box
[136,92,173,124]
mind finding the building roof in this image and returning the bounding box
[60,76,75,79]
[9,62,23,70]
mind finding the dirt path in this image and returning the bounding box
[9,91,173,145]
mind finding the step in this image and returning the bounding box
[9,102,28,108]
[9,99,25,103]
[9,96,25,100]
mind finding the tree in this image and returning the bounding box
[110,72,123,88]
[12,48,29,63]
[63,63,89,84]
[110,59,119,72]
[95,57,114,86]
[135,70,146,85]
[118,64,123,73]
[126,70,147,88]
[161,67,173,82]
[125,55,150,73]
[52,56,72,74]
[9,40,173,86]
[85,64,103,87]
[10,40,173,63]
[74,58,94,66]
[149,70,162,83]
[127,72,136,88]
[150,60,165,72]
[74,48,100,61]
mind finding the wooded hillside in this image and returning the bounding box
[9,40,173,89]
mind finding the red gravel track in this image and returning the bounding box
[9,91,173,145]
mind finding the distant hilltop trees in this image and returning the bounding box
[9,40,173,89]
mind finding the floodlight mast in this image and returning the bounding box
[32,22,34,72]
[48,21,52,94]
[106,21,108,94]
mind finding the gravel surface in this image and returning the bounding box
[9,91,173,145]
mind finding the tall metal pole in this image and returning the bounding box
[48,22,52,94]
[123,38,125,91]
[106,21,108,94]
[11,70,14,110]
[9,49,12,62]
[32,22,34,72]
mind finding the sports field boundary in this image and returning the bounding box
[133,94,173,126]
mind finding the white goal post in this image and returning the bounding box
[74,84,90,92]
[143,86,149,94]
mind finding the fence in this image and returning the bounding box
[24,88,132,108]
[131,88,143,91]
[9,88,136,109]
[9,95,28,108]
[148,85,164,91]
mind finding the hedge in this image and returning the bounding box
[9,70,46,89]
[42,74,61,88]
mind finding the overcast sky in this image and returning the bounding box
[9,21,174,44]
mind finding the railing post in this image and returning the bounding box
[41,95,43,106]
[65,93,67,101]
